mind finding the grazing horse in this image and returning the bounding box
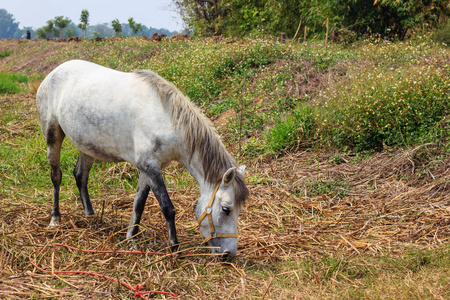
[36,60,249,257]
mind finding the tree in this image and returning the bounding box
[90,23,114,37]
[128,17,142,35]
[175,0,449,39]
[78,9,89,38]
[37,27,47,39]
[44,20,56,38]
[174,0,331,37]
[174,0,231,36]
[0,9,20,39]
[66,28,74,37]
[54,16,71,38]
[112,19,122,36]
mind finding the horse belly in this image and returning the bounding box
[60,111,133,163]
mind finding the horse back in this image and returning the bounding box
[36,60,181,167]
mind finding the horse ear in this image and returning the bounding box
[237,165,246,177]
[222,167,236,186]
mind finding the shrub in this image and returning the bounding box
[266,104,314,154]
[320,65,450,150]
[433,19,450,46]
[334,28,357,45]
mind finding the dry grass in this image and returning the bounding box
[1,108,449,298]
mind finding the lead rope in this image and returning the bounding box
[29,243,179,299]
[30,184,237,298]
[197,182,238,244]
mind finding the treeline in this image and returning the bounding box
[174,0,449,40]
[0,9,32,39]
[0,9,179,40]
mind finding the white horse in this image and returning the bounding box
[36,60,249,257]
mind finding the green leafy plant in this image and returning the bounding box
[266,104,314,154]
[305,179,349,199]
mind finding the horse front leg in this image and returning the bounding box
[141,164,179,253]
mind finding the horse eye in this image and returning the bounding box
[222,206,231,215]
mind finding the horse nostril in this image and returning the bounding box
[220,250,233,261]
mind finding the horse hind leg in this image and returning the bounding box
[73,152,95,216]
[126,173,151,240]
[46,123,65,227]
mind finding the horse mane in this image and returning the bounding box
[134,70,249,205]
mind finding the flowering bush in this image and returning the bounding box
[315,38,450,150]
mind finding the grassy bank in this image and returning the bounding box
[1,36,448,155]
[0,36,449,299]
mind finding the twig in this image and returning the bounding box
[293,20,302,41]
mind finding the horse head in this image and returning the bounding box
[196,166,247,258]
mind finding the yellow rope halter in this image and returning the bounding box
[197,182,238,244]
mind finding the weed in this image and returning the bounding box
[348,149,375,163]
[266,104,314,154]
[247,172,269,185]
[328,154,346,165]
[432,19,450,46]
[240,137,267,158]
[305,179,349,198]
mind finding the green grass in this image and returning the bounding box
[266,104,314,154]
[305,179,349,198]
[0,36,448,172]
[0,72,30,94]
[318,61,450,150]
[1,35,447,168]
[0,50,13,58]
[264,37,450,153]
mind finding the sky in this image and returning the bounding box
[2,0,184,32]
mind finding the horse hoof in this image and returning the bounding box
[171,244,179,254]
[48,217,60,227]
[126,238,141,251]
[128,243,141,251]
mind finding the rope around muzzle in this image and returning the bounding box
[197,182,238,244]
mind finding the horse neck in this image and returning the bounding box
[179,151,216,197]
